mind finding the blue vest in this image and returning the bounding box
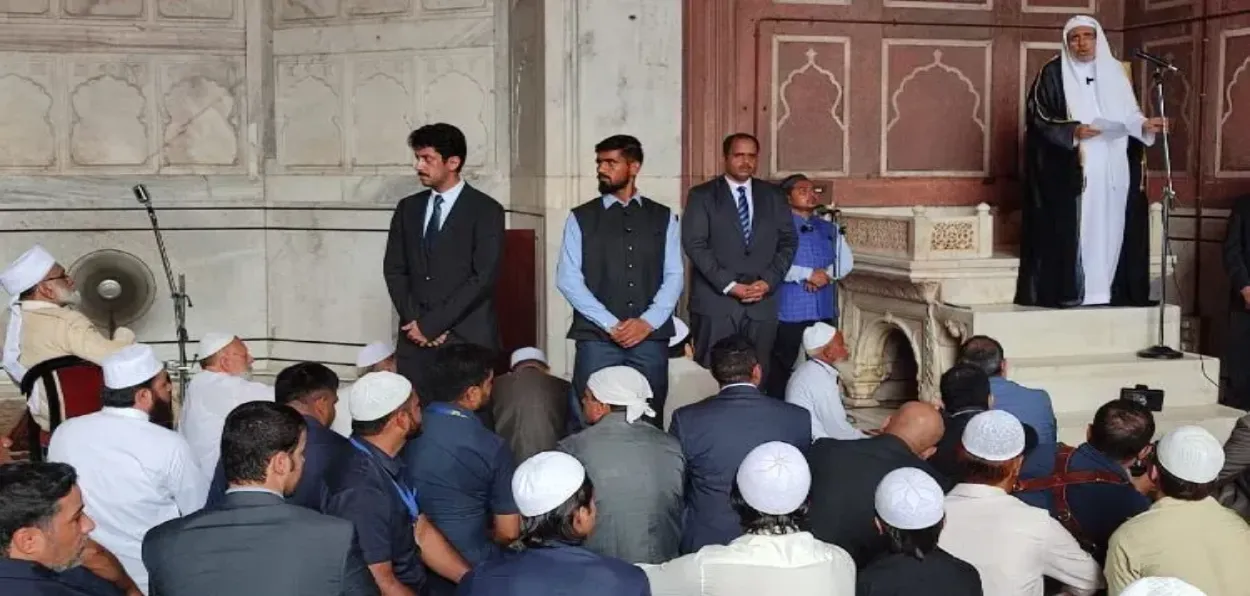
[778,214,837,323]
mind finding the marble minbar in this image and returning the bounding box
[837,203,1240,443]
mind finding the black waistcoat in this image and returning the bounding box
[566,197,676,341]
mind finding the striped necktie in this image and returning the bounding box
[736,185,751,244]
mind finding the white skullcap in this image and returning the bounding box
[736,441,811,515]
[510,347,548,369]
[802,322,837,353]
[586,366,655,423]
[1157,425,1225,484]
[875,467,945,530]
[669,317,691,348]
[962,410,1026,462]
[198,332,236,360]
[0,245,56,297]
[349,371,412,422]
[356,341,395,368]
[1121,577,1207,596]
[512,451,586,516]
[102,344,165,389]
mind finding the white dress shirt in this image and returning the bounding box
[939,483,1102,596]
[178,370,275,478]
[641,531,856,596]
[422,178,466,231]
[331,385,354,437]
[785,359,865,440]
[48,407,206,594]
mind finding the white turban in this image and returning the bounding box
[586,366,655,423]
[2,245,57,385]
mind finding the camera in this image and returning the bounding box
[1120,384,1164,412]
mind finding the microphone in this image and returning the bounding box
[1134,49,1179,73]
[814,205,841,218]
[133,184,151,206]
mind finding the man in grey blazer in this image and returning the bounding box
[682,132,798,385]
[142,402,378,596]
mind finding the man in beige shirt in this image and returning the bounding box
[1,245,135,432]
[1105,425,1250,594]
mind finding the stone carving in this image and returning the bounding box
[346,0,409,16]
[773,42,847,176]
[419,50,493,168]
[69,63,150,167]
[0,63,55,168]
[352,58,413,166]
[278,0,337,21]
[845,217,910,254]
[63,0,143,17]
[161,61,242,167]
[885,45,989,174]
[1219,32,1250,175]
[0,0,49,14]
[930,221,975,251]
[277,59,343,167]
[157,0,236,20]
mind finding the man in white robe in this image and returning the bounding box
[177,332,273,478]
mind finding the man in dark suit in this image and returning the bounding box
[143,402,378,596]
[669,335,811,553]
[384,123,505,393]
[682,133,798,386]
[1223,195,1250,409]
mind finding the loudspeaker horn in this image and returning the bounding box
[67,249,157,334]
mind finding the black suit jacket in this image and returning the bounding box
[384,184,505,349]
[142,491,378,596]
[682,177,798,318]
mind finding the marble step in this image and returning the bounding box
[1007,352,1220,414]
[1057,403,1243,445]
[964,304,1180,360]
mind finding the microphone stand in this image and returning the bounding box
[133,186,196,396]
[1137,66,1183,360]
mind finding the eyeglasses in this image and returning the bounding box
[42,274,70,284]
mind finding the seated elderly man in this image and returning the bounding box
[178,332,274,477]
[491,347,571,462]
[1,245,135,433]
[785,322,863,440]
[642,442,856,595]
[558,365,684,564]
[857,467,982,595]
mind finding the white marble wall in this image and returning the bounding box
[0,0,513,370]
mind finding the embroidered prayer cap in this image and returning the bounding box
[669,317,691,348]
[1157,425,1224,484]
[1,245,56,297]
[961,410,1028,462]
[1120,577,1207,596]
[586,366,655,424]
[102,344,166,389]
[510,347,548,369]
[349,371,413,422]
[356,341,395,368]
[197,332,236,360]
[875,467,945,530]
[512,451,586,517]
[802,322,838,353]
[736,441,811,515]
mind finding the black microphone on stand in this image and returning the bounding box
[1134,49,1179,73]
[813,204,841,219]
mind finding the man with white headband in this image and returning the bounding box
[785,322,863,440]
[558,366,684,563]
[1105,425,1250,594]
[1,245,135,433]
[458,451,649,595]
[178,332,274,479]
[642,441,855,595]
[1016,15,1166,308]
[48,343,206,594]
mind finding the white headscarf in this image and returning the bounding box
[586,366,656,424]
[1,245,56,384]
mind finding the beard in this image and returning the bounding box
[598,176,627,195]
[49,538,88,572]
[53,286,82,307]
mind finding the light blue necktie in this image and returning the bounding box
[736,185,751,244]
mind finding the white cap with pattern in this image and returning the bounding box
[356,341,395,368]
[349,371,412,422]
[102,344,165,389]
[961,410,1026,462]
[512,451,586,517]
[1120,577,1206,596]
[875,467,945,530]
[1157,425,1225,484]
[802,322,837,353]
[736,441,811,515]
[197,332,236,360]
[510,347,548,369]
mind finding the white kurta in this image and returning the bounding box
[784,359,865,441]
[641,532,857,596]
[48,407,206,594]
[177,370,274,477]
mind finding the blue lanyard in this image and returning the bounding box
[347,438,419,520]
[426,403,474,421]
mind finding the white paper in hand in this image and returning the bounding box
[1090,117,1129,141]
